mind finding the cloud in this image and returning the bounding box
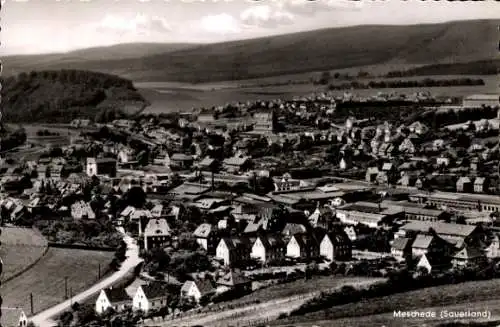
[97,13,171,36]
[199,13,241,34]
[240,5,294,29]
[283,0,362,17]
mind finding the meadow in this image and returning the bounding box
[1,247,114,317]
[0,227,48,283]
[272,278,500,327]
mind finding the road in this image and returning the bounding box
[142,279,381,327]
[29,228,143,327]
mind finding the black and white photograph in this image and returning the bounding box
[0,0,499,326]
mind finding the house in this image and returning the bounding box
[399,174,418,188]
[474,177,488,193]
[193,223,218,252]
[118,148,135,164]
[251,235,285,264]
[365,167,379,183]
[216,237,253,266]
[197,157,220,172]
[399,138,416,154]
[456,177,472,193]
[409,121,429,135]
[451,245,486,267]
[485,235,500,259]
[143,218,171,251]
[216,270,252,293]
[436,155,450,167]
[339,156,352,170]
[282,223,308,238]
[308,207,332,229]
[411,234,451,258]
[319,230,352,262]
[86,157,117,178]
[180,279,215,303]
[223,156,252,173]
[416,253,450,274]
[391,237,412,262]
[286,234,319,260]
[95,288,131,314]
[71,200,96,219]
[169,153,194,170]
[132,283,169,313]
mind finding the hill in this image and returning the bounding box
[0,70,149,123]
[1,19,498,83]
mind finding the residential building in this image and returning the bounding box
[193,223,217,252]
[180,279,215,303]
[95,288,131,314]
[451,246,486,267]
[319,230,352,262]
[253,110,276,134]
[416,253,450,274]
[474,177,488,193]
[286,234,319,260]
[169,154,194,170]
[143,218,171,251]
[391,237,412,262]
[223,156,252,173]
[216,270,252,293]
[411,234,451,258]
[132,283,169,313]
[456,177,473,193]
[86,158,117,178]
[216,237,253,266]
[250,235,285,264]
[485,235,500,259]
[71,200,96,219]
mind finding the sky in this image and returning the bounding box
[1,0,499,55]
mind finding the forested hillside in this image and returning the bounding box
[0,70,149,123]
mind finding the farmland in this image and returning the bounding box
[1,247,114,318]
[138,74,498,114]
[271,278,500,327]
[0,227,48,283]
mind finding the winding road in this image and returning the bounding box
[29,228,142,327]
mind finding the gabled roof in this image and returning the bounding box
[223,156,249,167]
[104,287,130,303]
[391,237,412,251]
[144,218,171,237]
[453,246,485,260]
[193,223,213,238]
[323,230,350,245]
[181,279,215,296]
[412,234,434,249]
[140,283,169,300]
[216,271,251,287]
[400,221,477,238]
[171,153,193,161]
[282,223,307,235]
[257,235,285,250]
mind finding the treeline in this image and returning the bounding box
[421,106,498,129]
[328,78,485,90]
[386,59,500,77]
[0,128,27,152]
[0,70,147,123]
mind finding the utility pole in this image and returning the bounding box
[64,276,68,299]
[98,263,101,280]
[30,293,33,315]
[70,287,73,307]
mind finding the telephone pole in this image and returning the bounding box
[98,263,101,280]
[30,293,33,315]
[64,276,68,299]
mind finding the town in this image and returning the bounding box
[2,90,500,327]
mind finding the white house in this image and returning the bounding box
[193,223,216,251]
[180,280,215,303]
[18,311,28,327]
[286,234,318,260]
[250,235,285,264]
[319,231,351,262]
[132,284,169,313]
[216,237,252,266]
[143,218,171,251]
[95,288,131,315]
[71,200,96,219]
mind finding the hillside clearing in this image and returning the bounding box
[0,247,114,325]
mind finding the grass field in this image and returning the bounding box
[0,227,48,282]
[1,247,114,319]
[138,74,498,114]
[272,278,500,327]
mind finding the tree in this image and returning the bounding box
[122,186,146,208]
[318,71,331,85]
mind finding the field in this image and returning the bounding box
[1,247,114,321]
[138,74,498,114]
[0,227,48,283]
[272,278,500,327]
